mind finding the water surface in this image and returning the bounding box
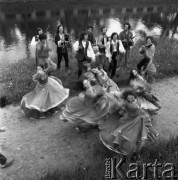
[0,0,178,64]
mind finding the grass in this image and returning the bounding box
[0,53,80,105]
[0,37,178,179]
[39,136,178,180]
[0,36,178,106]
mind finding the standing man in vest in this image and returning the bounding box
[73,32,95,78]
[106,32,125,79]
[119,23,134,69]
[97,27,109,71]
[55,25,71,72]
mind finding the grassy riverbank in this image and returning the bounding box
[0,37,178,180]
[1,37,178,106]
[40,136,178,180]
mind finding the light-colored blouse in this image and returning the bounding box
[139,43,156,61]
[106,40,125,62]
[73,40,95,61]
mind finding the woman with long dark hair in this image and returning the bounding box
[60,79,110,129]
[91,67,120,93]
[99,89,159,155]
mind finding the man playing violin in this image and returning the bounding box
[55,25,71,72]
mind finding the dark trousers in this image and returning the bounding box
[77,60,84,77]
[77,57,91,78]
[0,153,7,165]
[57,52,69,69]
[36,54,38,66]
[137,57,150,71]
[109,52,118,78]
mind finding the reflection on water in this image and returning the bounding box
[0,0,178,63]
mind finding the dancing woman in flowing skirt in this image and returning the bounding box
[91,68,120,93]
[21,59,69,119]
[99,90,159,155]
[128,69,161,115]
[60,79,111,128]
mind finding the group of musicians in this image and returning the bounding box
[32,22,135,79]
[33,23,156,83]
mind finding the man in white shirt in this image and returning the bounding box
[73,32,95,78]
[105,32,125,78]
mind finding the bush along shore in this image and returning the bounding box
[1,37,178,106]
[39,136,178,180]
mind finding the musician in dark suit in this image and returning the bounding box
[87,25,96,46]
[55,25,71,71]
[119,23,134,69]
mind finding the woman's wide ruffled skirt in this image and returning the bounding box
[21,76,69,119]
[99,112,158,155]
[62,96,110,125]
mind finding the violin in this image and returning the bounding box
[59,33,72,53]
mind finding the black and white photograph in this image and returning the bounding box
[0,0,178,179]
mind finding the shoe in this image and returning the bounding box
[1,157,14,169]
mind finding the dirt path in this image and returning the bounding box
[1,77,178,180]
